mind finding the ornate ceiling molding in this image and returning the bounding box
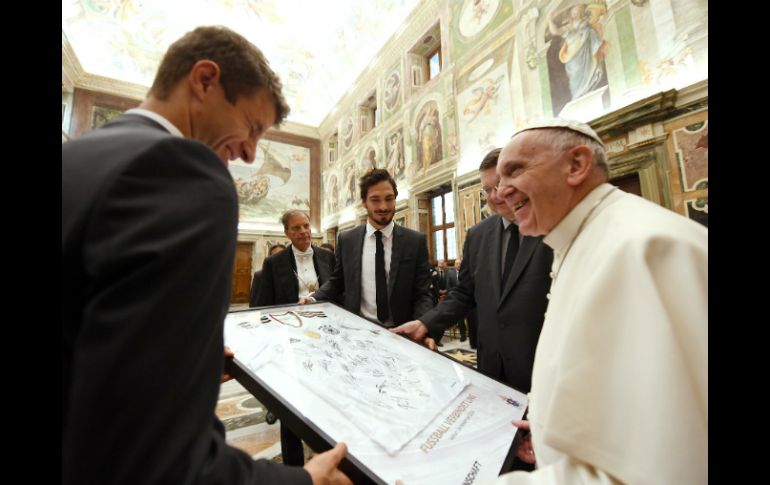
[61,30,80,89]
[62,29,147,100]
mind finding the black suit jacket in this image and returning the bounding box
[248,269,264,307]
[62,114,310,485]
[442,267,459,291]
[421,215,553,392]
[313,223,433,326]
[256,245,336,306]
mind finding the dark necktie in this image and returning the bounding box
[375,230,389,322]
[501,224,519,286]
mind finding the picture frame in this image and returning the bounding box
[224,302,528,485]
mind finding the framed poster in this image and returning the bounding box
[224,302,528,485]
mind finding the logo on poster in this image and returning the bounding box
[499,395,521,407]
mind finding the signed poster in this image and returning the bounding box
[224,302,527,484]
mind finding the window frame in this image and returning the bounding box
[427,188,455,264]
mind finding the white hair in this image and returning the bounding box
[529,128,609,177]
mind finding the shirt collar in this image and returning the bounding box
[291,244,314,258]
[366,220,395,239]
[124,108,184,138]
[544,183,615,254]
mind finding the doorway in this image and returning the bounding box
[231,242,253,304]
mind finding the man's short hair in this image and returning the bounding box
[269,243,285,255]
[479,148,502,171]
[149,26,290,125]
[359,168,398,201]
[280,210,309,230]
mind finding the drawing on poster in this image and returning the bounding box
[227,305,470,454]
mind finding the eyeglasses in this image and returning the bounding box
[480,185,497,196]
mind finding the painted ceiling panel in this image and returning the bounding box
[62,0,420,126]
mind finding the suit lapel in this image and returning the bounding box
[486,216,504,302]
[277,249,298,301]
[350,225,366,301]
[312,245,331,285]
[499,233,539,305]
[388,225,402,298]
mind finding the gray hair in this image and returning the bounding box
[280,210,309,229]
[529,128,609,177]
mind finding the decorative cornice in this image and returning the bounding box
[674,79,708,110]
[63,30,147,100]
[591,80,708,141]
[61,30,80,89]
[272,120,320,140]
[591,89,678,138]
[408,160,456,195]
[75,74,148,101]
[455,169,480,190]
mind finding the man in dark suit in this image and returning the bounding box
[303,169,433,328]
[391,148,553,472]
[62,26,350,485]
[249,243,285,308]
[255,210,336,466]
[434,259,464,344]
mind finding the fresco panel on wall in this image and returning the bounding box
[544,1,610,117]
[229,140,310,231]
[382,62,403,122]
[455,41,515,176]
[449,0,513,62]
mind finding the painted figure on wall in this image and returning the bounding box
[385,129,406,180]
[363,148,377,171]
[341,116,354,149]
[384,70,401,112]
[545,1,609,115]
[458,0,501,38]
[462,75,504,124]
[327,174,339,214]
[416,102,443,171]
[345,165,357,207]
[230,141,307,227]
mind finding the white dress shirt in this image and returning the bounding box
[292,245,318,298]
[360,221,394,324]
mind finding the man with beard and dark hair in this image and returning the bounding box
[301,169,433,328]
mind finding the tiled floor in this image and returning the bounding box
[216,318,476,461]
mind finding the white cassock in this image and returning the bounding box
[493,183,707,485]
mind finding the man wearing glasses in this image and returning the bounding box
[392,148,552,472]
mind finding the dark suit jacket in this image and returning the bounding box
[313,223,433,326]
[421,215,553,392]
[255,245,336,306]
[248,269,264,307]
[62,114,310,485]
[441,267,459,291]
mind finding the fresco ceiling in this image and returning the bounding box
[62,0,421,126]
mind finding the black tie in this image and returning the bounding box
[375,230,389,322]
[501,224,519,286]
